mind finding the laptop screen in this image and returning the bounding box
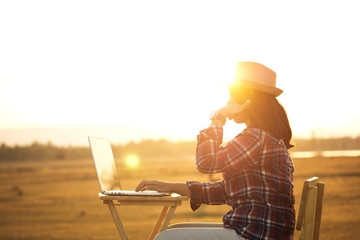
[88,137,122,192]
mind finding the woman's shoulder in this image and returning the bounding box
[240,127,281,144]
[240,127,266,137]
[233,128,263,143]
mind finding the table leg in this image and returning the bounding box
[161,206,177,231]
[148,206,169,240]
[105,200,128,240]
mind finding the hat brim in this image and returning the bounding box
[230,80,283,97]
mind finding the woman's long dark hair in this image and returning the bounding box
[229,86,294,149]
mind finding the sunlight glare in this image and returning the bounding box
[125,154,140,169]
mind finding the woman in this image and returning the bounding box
[136,62,295,240]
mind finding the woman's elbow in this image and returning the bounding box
[195,163,222,174]
[195,165,211,174]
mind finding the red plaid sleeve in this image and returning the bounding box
[187,180,227,211]
[196,126,262,174]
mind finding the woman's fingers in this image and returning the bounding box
[135,180,163,192]
[135,180,149,192]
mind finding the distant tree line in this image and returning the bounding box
[0,139,197,161]
[292,136,360,151]
[1,136,360,161]
[0,141,91,161]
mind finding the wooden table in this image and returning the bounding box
[99,193,189,240]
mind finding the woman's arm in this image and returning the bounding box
[187,180,227,211]
[135,180,227,211]
[135,180,191,196]
[196,99,252,174]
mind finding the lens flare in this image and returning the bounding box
[125,154,140,169]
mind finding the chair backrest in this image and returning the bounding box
[296,177,325,240]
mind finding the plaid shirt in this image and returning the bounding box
[187,126,295,240]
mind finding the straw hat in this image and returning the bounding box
[231,61,283,97]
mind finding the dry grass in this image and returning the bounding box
[0,156,359,239]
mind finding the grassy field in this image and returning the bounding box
[0,155,360,239]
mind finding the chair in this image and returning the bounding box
[296,177,325,240]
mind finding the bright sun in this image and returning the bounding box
[125,154,140,169]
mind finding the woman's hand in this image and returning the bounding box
[218,99,251,120]
[136,180,171,192]
[135,180,191,196]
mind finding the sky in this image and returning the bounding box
[1,0,360,146]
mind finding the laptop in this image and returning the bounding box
[88,136,170,196]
